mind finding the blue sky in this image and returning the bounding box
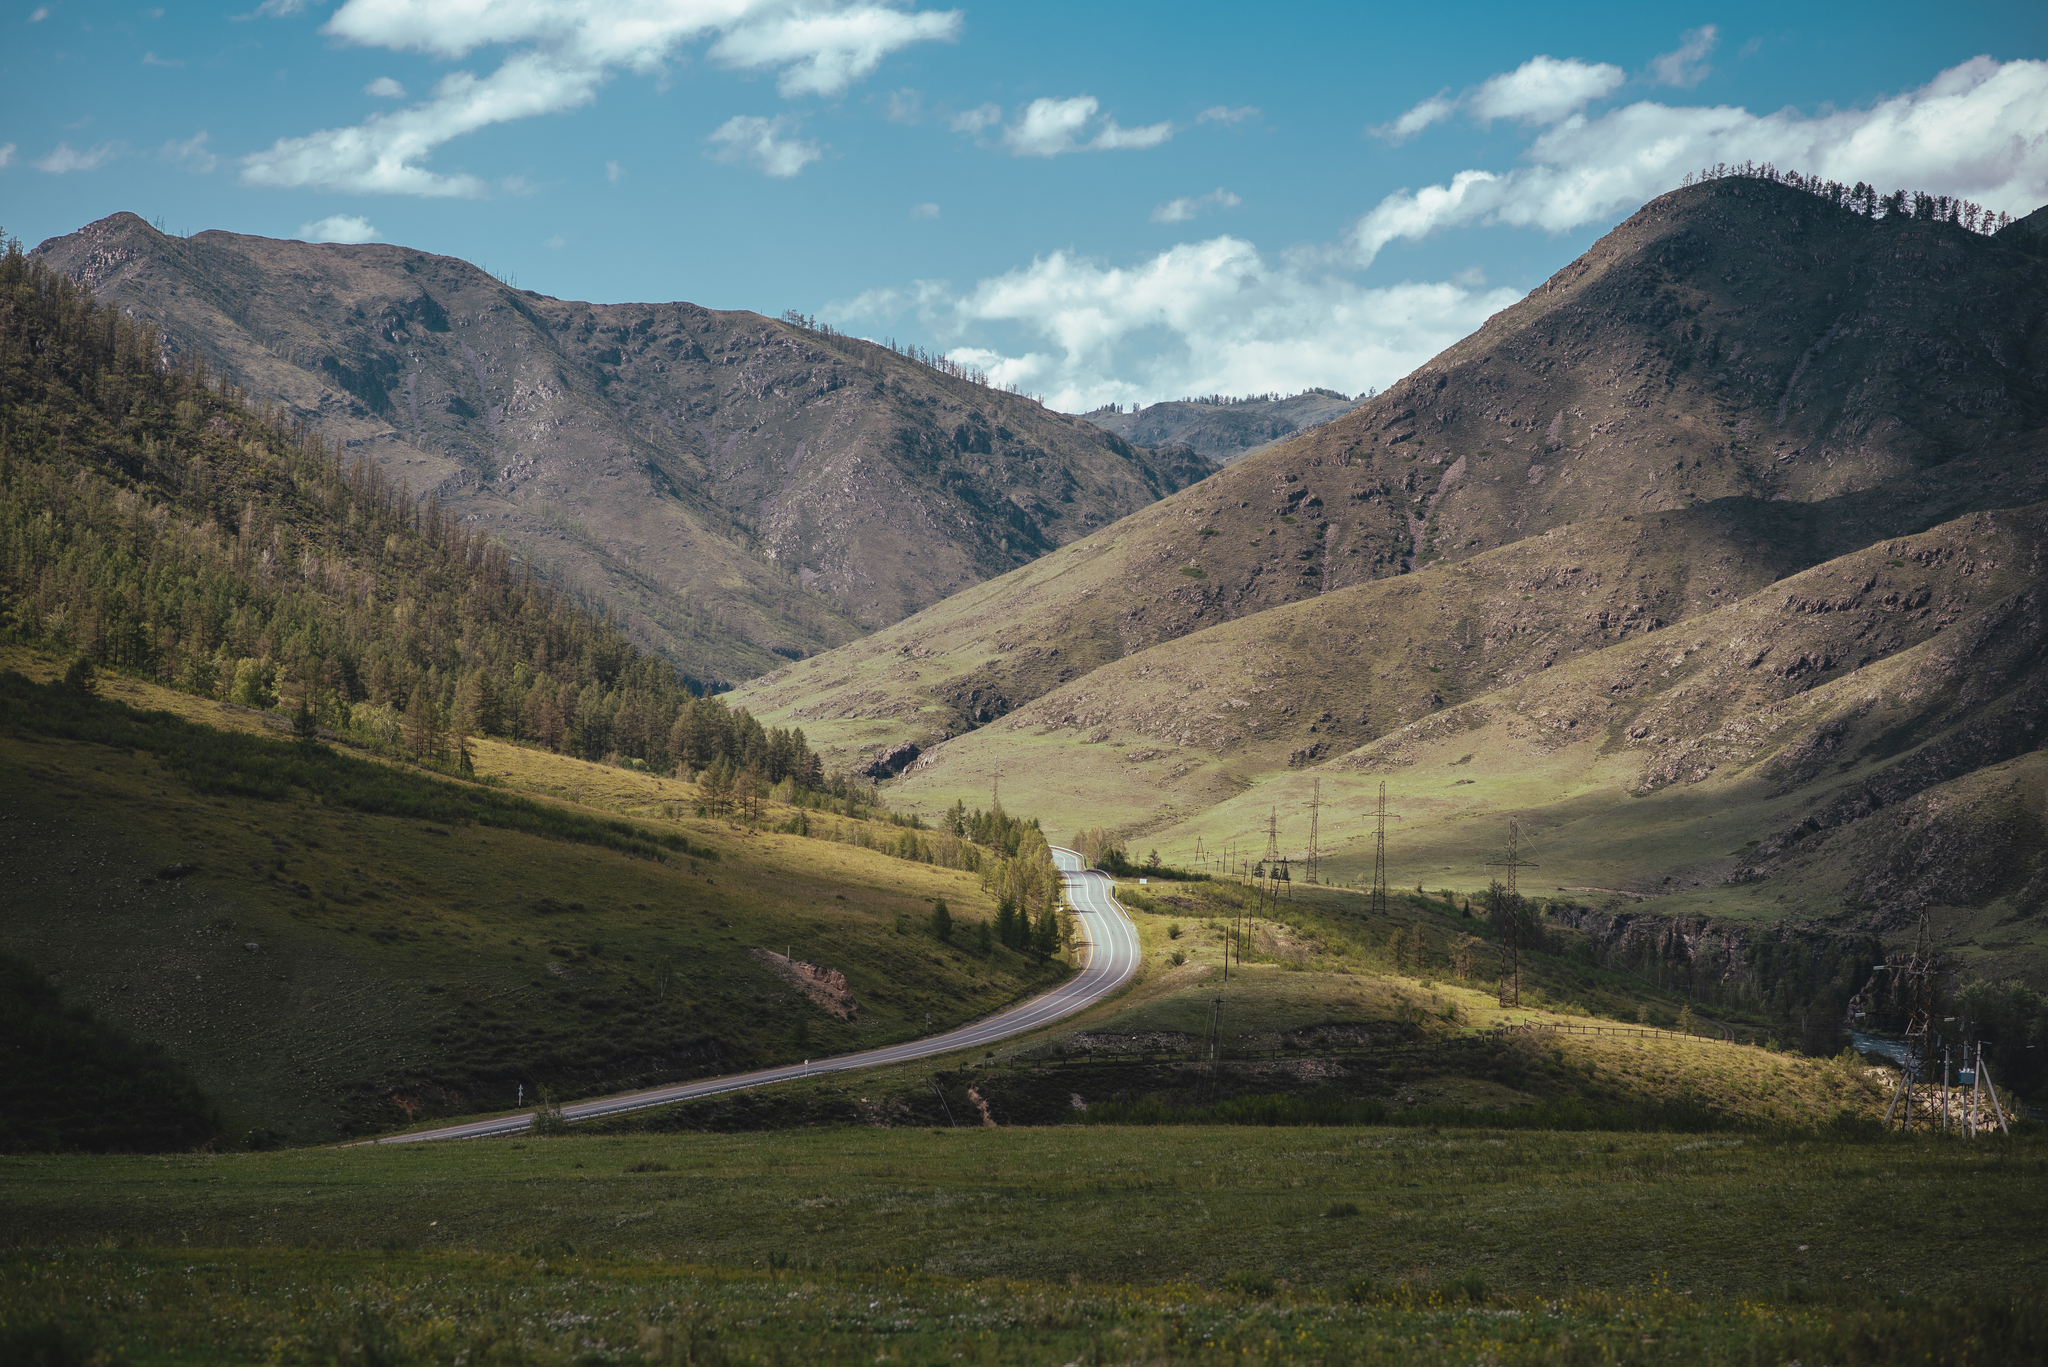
[4,1,2045,410]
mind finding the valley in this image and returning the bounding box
[5,175,2048,1366]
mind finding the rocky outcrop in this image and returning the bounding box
[750,949,860,1020]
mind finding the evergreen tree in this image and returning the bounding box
[929,897,952,943]
[1032,905,1059,960]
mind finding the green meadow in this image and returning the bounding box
[5,1125,2043,1364]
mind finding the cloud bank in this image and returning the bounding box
[828,53,2048,413]
[242,0,960,194]
[831,237,1517,412]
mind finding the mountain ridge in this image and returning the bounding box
[27,212,1213,684]
[732,176,2048,771]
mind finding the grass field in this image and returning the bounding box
[4,1126,2043,1363]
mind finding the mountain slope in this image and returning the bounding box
[1125,501,2048,987]
[1081,388,1360,464]
[732,176,2048,767]
[28,213,1212,684]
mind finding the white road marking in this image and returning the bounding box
[368,847,1141,1143]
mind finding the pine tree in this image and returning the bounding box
[1677,1003,1698,1036]
[994,896,1018,949]
[404,681,435,761]
[1032,905,1059,960]
[929,897,952,943]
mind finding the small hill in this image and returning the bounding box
[1081,389,1360,464]
[29,213,1212,684]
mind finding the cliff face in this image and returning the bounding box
[30,213,1211,683]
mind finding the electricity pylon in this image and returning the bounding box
[1486,817,1539,1008]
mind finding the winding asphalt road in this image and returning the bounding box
[368,847,1141,1144]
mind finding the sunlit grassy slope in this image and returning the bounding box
[852,504,2048,994]
[0,647,1068,1146]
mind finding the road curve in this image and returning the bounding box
[368,847,1141,1144]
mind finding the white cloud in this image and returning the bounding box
[0,144,15,168]
[245,53,598,196]
[707,3,960,98]
[544,232,566,248]
[882,87,922,122]
[298,213,381,243]
[1353,55,2048,265]
[831,236,1517,412]
[1196,104,1258,125]
[243,0,959,196]
[365,75,406,97]
[34,142,118,173]
[142,51,183,67]
[605,158,622,181]
[950,101,999,134]
[29,5,48,20]
[910,201,938,218]
[160,132,217,172]
[1377,55,1622,142]
[1151,187,1240,223]
[1650,25,1718,89]
[707,113,820,177]
[1001,95,1172,157]
[1469,55,1625,123]
[1379,94,1455,141]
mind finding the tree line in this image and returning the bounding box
[1681,160,2014,235]
[0,236,825,788]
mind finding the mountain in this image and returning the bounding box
[27,213,1212,686]
[732,176,2048,776]
[732,174,2048,996]
[1080,389,1361,464]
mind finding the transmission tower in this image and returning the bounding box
[1485,817,1539,1008]
[1263,806,1289,892]
[1367,782,1406,921]
[1305,779,1322,885]
[1878,907,1946,1132]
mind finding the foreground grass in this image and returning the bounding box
[7,1128,2041,1299]
[9,1247,2045,1366]
[5,1126,2044,1363]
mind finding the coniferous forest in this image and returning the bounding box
[0,237,822,787]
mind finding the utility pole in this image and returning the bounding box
[1485,817,1539,1008]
